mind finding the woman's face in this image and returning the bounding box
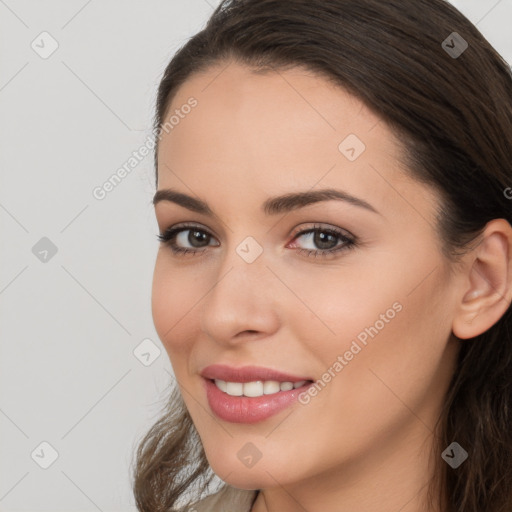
[152,62,461,491]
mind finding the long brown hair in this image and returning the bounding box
[131,1,512,510]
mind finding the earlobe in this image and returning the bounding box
[452,219,512,340]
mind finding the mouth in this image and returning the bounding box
[200,364,315,423]
[200,363,313,384]
[210,378,313,397]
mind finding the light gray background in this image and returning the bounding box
[0,1,510,511]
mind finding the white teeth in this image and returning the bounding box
[243,381,264,397]
[214,379,227,392]
[280,382,294,391]
[214,379,308,397]
[263,381,280,394]
[225,382,243,396]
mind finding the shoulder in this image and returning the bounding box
[188,484,258,512]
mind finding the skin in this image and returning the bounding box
[152,61,512,512]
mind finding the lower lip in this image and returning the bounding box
[204,378,313,424]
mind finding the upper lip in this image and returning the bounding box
[200,364,313,383]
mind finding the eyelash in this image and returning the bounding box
[156,222,357,259]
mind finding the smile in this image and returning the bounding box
[213,379,309,397]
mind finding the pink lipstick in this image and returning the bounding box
[201,364,314,424]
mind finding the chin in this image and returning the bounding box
[207,450,298,490]
[217,470,275,491]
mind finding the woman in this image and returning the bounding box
[132,0,512,510]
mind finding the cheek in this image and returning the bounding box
[151,256,198,358]
[284,251,454,411]
[273,259,404,355]
[316,270,453,428]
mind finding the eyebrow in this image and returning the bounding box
[153,187,379,216]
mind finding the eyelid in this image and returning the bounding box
[288,222,355,240]
[159,221,219,239]
[158,221,357,259]
[158,221,354,243]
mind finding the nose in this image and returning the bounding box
[199,245,280,346]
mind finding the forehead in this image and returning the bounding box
[156,61,436,222]
[165,62,387,148]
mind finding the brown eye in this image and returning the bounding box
[289,224,357,259]
[157,224,219,255]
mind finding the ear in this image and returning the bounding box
[452,219,512,340]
